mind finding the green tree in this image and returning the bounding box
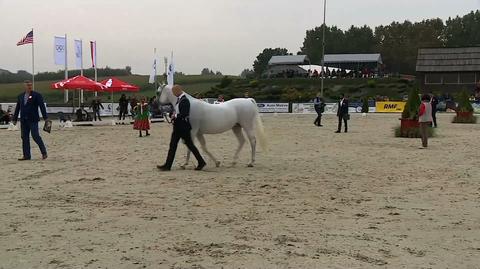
[253,48,290,77]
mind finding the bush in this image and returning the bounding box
[361,97,369,113]
[367,79,377,88]
[401,88,421,119]
[249,80,259,87]
[456,90,474,112]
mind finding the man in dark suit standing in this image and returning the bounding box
[157,85,206,171]
[13,80,48,160]
[335,93,349,133]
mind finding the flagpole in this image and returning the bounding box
[154,48,157,91]
[164,57,168,82]
[94,41,98,97]
[64,34,69,104]
[80,39,84,106]
[31,28,35,90]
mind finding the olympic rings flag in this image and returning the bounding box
[54,36,67,66]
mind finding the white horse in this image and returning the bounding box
[157,85,267,167]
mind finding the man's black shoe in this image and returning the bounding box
[157,165,171,171]
[335,131,341,133]
[195,162,206,171]
[18,157,31,161]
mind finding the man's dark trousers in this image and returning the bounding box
[21,120,47,159]
[164,127,205,169]
[314,107,322,126]
[337,115,348,132]
[93,110,101,121]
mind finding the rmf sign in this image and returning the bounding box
[376,101,406,113]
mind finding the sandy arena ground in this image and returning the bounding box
[0,113,479,269]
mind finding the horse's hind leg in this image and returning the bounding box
[181,150,191,170]
[244,128,257,167]
[197,134,220,167]
[232,125,246,166]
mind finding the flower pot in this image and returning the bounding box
[456,111,473,118]
[400,118,419,129]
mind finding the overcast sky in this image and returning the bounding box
[1,0,479,76]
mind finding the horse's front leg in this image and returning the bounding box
[197,134,220,167]
[180,129,196,169]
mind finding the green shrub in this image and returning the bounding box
[361,97,369,113]
[367,79,377,88]
[401,88,421,119]
[456,90,474,112]
[249,80,259,87]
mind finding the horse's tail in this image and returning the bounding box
[250,98,268,152]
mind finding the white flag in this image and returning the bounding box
[74,39,83,69]
[167,55,174,86]
[148,58,157,84]
[54,36,66,66]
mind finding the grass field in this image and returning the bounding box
[0,75,224,104]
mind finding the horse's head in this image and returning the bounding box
[157,84,176,105]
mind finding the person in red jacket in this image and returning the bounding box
[418,94,433,148]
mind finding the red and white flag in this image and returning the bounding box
[17,30,34,46]
[90,41,97,68]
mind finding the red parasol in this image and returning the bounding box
[99,77,140,92]
[51,75,107,91]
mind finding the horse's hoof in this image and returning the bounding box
[215,161,221,167]
[247,163,254,167]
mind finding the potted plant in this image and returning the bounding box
[452,90,477,124]
[395,88,434,138]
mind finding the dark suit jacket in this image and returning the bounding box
[337,99,349,116]
[13,91,48,122]
[174,95,191,132]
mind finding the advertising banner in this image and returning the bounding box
[100,103,120,116]
[375,101,406,113]
[292,103,316,114]
[257,103,289,113]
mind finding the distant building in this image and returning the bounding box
[0,68,11,75]
[324,53,383,72]
[266,55,310,78]
[416,47,480,93]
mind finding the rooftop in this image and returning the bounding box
[324,54,382,64]
[268,55,310,65]
[416,47,480,72]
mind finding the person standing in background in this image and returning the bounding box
[430,93,438,128]
[313,94,325,127]
[13,80,48,160]
[419,94,433,148]
[133,97,150,137]
[335,94,349,133]
[90,98,104,121]
[118,94,129,122]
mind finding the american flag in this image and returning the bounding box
[17,30,34,46]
